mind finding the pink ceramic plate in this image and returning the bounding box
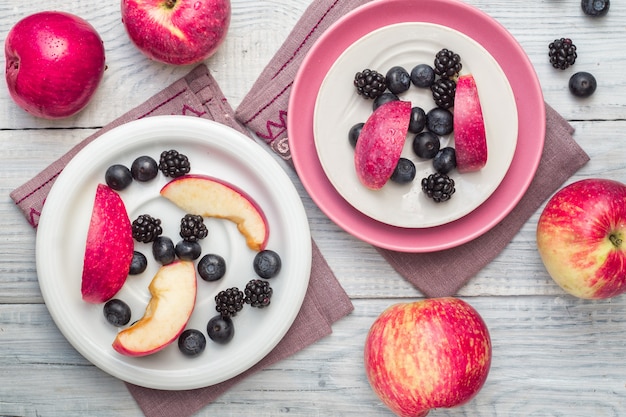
[288,0,545,253]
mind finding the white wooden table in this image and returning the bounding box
[1,1,625,416]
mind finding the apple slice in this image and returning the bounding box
[81,184,134,303]
[355,100,411,190]
[160,174,269,251]
[112,260,197,357]
[453,74,487,173]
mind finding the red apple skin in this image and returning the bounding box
[160,174,269,251]
[364,298,492,417]
[537,178,626,299]
[354,100,411,190]
[121,0,230,65]
[81,184,134,303]
[5,11,106,119]
[453,74,487,173]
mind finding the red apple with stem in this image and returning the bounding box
[537,178,626,299]
[121,0,230,65]
[4,11,106,119]
[364,297,492,417]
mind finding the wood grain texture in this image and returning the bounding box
[1,0,626,416]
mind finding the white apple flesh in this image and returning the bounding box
[354,100,411,190]
[112,260,197,356]
[364,298,492,417]
[537,178,626,299]
[81,184,134,303]
[121,0,231,65]
[453,74,487,173]
[160,174,269,251]
[4,11,106,119]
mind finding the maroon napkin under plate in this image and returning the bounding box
[234,0,590,298]
[11,64,353,417]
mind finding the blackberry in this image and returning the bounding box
[159,149,191,178]
[548,38,577,70]
[215,287,245,317]
[354,69,387,99]
[132,214,163,243]
[179,214,208,242]
[421,173,456,202]
[431,78,456,109]
[244,279,273,308]
[433,48,462,79]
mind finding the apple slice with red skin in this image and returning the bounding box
[112,260,197,357]
[81,184,134,304]
[453,74,487,173]
[354,100,411,190]
[160,174,269,251]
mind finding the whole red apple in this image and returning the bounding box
[4,11,106,119]
[364,298,491,417]
[537,178,626,299]
[121,0,230,65]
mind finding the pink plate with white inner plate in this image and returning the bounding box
[288,0,545,252]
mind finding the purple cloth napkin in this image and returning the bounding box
[234,0,590,298]
[11,64,353,417]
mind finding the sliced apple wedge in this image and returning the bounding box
[354,100,411,190]
[160,174,269,251]
[81,184,134,304]
[453,74,487,173]
[112,261,197,357]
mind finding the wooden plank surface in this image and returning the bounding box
[1,0,625,416]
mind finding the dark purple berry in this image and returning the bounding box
[412,131,440,159]
[385,66,411,94]
[152,236,175,265]
[433,147,457,174]
[130,155,158,182]
[198,253,227,281]
[426,108,454,136]
[128,251,148,275]
[348,122,364,148]
[253,250,282,279]
[105,164,132,191]
[103,299,131,327]
[207,314,234,344]
[410,64,435,88]
[390,158,416,184]
[178,329,206,357]
[408,107,427,134]
[569,71,597,98]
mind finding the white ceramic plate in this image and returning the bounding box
[313,22,518,228]
[36,116,312,390]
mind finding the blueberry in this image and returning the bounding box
[103,299,131,327]
[390,158,416,184]
[197,253,227,281]
[253,249,282,279]
[410,64,436,88]
[373,92,399,111]
[408,107,427,134]
[385,66,411,94]
[105,164,133,191]
[569,71,597,98]
[207,314,234,344]
[581,0,609,16]
[348,122,364,148]
[130,155,158,182]
[178,329,206,357]
[128,251,148,275]
[152,236,176,265]
[175,240,202,261]
[426,108,454,136]
[412,131,440,159]
[433,147,457,174]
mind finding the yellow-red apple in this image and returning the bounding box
[112,260,197,356]
[364,298,492,417]
[537,178,626,299]
[453,74,487,173]
[160,174,269,251]
[81,184,134,303]
[121,0,230,65]
[354,100,411,190]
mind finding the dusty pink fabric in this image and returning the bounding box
[234,0,590,298]
[11,64,353,417]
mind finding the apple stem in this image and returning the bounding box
[165,0,177,8]
[610,233,622,248]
